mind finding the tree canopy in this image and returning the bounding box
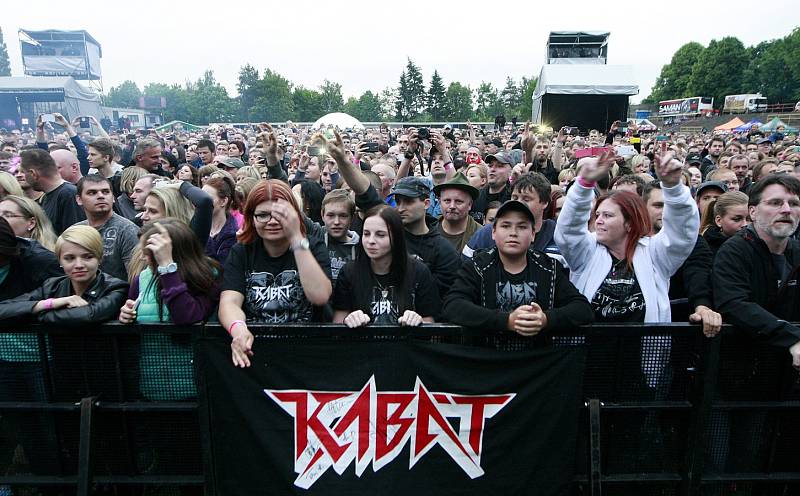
[106,58,536,124]
[643,27,800,106]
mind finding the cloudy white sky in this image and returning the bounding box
[3,0,797,104]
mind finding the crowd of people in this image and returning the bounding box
[0,114,799,369]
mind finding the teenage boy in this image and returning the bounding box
[443,200,593,334]
[321,189,360,281]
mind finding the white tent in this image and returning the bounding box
[533,64,638,99]
[311,112,364,130]
[0,76,103,119]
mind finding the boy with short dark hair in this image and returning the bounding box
[443,200,593,334]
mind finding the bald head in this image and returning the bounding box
[371,163,396,197]
[51,149,82,184]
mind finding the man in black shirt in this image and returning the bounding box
[714,174,800,367]
[19,149,85,235]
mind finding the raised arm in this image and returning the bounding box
[649,152,700,278]
[552,127,566,172]
[55,113,90,176]
[259,124,288,183]
[554,152,614,273]
[325,130,370,195]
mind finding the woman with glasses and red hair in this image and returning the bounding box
[555,151,699,324]
[219,179,332,367]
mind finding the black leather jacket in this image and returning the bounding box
[0,272,128,326]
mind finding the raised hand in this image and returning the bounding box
[145,222,174,267]
[654,151,684,188]
[323,130,348,165]
[577,150,616,183]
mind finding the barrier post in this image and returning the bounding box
[76,396,98,496]
[588,398,603,496]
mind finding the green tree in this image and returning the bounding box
[292,87,323,122]
[404,59,426,119]
[236,64,260,121]
[743,40,792,102]
[106,80,142,108]
[0,28,11,77]
[344,91,383,121]
[517,76,537,120]
[250,69,294,122]
[643,42,705,103]
[185,70,236,124]
[378,87,396,121]
[687,37,748,107]
[319,80,344,114]
[444,82,473,121]
[500,77,519,113]
[744,30,800,103]
[395,70,410,120]
[474,82,501,120]
[143,82,189,123]
[426,70,447,120]
[784,27,800,101]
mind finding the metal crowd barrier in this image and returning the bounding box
[0,323,796,495]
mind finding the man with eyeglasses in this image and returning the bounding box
[713,174,800,367]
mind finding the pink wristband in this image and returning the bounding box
[227,320,246,336]
[43,298,54,310]
[577,177,597,189]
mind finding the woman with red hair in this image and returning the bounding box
[555,151,698,323]
[219,179,332,367]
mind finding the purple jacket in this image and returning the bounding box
[205,214,238,264]
[129,271,221,325]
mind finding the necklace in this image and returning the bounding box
[610,257,626,278]
[373,274,390,299]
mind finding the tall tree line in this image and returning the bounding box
[643,27,800,106]
[104,58,537,125]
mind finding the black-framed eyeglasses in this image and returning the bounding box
[253,212,273,223]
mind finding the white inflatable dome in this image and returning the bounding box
[311,112,365,130]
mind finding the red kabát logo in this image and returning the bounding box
[265,376,514,489]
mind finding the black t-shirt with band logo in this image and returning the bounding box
[591,257,646,322]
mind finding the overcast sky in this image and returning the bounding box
[3,1,798,106]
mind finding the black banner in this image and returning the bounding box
[196,334,586,495]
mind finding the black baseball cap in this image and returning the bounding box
[494,200,536,226]
[389,176,431,199]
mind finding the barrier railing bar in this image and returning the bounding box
[76,396,97,496]
[710,401,800,410]
[700,473,800,482]
[91,475,206,485]
[95,402,198,412]
[683,336,720,496]
[591,401,692,410]
[0,476,78,485]
[196,343,218,496]
[601,473,684,482]
[0,401,80,411]
[589,399,602,496]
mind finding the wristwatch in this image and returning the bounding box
[290,238,310,252]
[404,151,415,160]
[157,262,178,275]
